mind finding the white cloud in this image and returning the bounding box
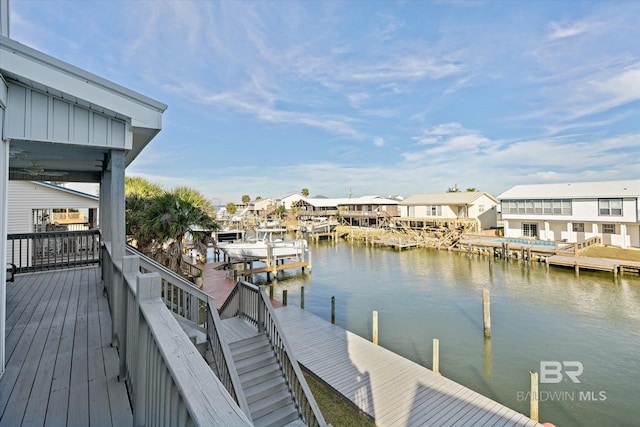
[548,21,590,40]
[374,137,385,147]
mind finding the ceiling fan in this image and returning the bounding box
[13,163,69,177]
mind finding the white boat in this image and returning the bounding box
[219,228,307,260]
[301,218,338,234]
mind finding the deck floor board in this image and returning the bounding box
[0,267,132,426]
[274,306,541,427]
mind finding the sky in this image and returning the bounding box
[9,0,640,204]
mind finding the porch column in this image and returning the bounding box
[621,224,627,248]
[109,151,126,358]
[503,219,509,237]
[0,137,8,374]
[567,222,573,243]
[544,221,550,241]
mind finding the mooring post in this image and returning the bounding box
[433,338,440,374]
[308,249,312,272]
[269,283,274,299]
[613,264,618,278]
[283,290,288,306]
[301,286,305,309]
[372,310,379,345]
[575,260,580,275]
[530,371,539,422]
[331,296,335,324]
[483,288,491,338]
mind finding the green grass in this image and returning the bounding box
[304,372,375,427]
[582,246,640,262]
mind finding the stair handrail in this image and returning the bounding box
[253,282,327,427]
[206,296,252,418]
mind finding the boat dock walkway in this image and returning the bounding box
[275,306,541,427]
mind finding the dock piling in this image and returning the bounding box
[372,310,379,345]
[530,371,539,422]
[331,296,335,324]
[483,288,491,338]
[283,290,288,306]
[433,338,440,375]
[301,286,305,309]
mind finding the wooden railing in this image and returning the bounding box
[102,241,252,426]
[206,297,251,418]
[219,280,327,426]
[574,235,602,255]
[126,245,207,328]
[7,229,100,273]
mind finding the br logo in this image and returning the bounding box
[540,361,584,383]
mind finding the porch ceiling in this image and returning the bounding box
[9,140,106,183]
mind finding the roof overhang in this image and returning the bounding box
[0,35,167,172]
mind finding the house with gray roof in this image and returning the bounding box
[497,179,640,248]
[399,192,498,231]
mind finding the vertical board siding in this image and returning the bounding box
[6,83,126,147]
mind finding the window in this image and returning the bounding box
[602,224,616,234]
[426,205,442,216]
[599,199,623,216]
[478,205,485,213]
[502,199,571,215]
[522,223,538,238]
[572,223,584,232]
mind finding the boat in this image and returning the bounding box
[301,217,338,234]
[218,228,307,260]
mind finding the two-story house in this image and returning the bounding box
[398,192,498,231]
[498,180,640,248]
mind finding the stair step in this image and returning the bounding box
[235,352,278,375]
[239,363,282,388]
[229,334,267,350]
[231,340,272,361]
[245,376,289,404]
[250,389,296,420]
[253,401,299,427]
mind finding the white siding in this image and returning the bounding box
[7,181,98,233]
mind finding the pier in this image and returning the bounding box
[275,306,541,426]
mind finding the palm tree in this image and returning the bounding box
[141,188,217,272]
[125,176,163,250]
[301,188,310,197]
[241,194,251,204]
[226,202,237,215]
[466,187,477,192]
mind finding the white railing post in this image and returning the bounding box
[119,255,138,381]
[133,272,161,427]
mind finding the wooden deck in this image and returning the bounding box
[547,255,640,274]
[0,266,132,426]
[275,306,541,427]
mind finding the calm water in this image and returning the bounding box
[253,241,640,427]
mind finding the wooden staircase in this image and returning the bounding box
[228,334,300,427]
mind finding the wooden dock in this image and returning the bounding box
[547,255,640,275]
[275,306,541,427]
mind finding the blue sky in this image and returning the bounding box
[10,0,640,204]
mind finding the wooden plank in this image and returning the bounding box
[0,269,68,424]
[86,266,113,427]
[274,306,541,427]
[45,267,83,427]
[22,269,75,425]
[68,268,90,427]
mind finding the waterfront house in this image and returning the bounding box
[294,195,399,227]
[336,195,400,228]
[279,192,305,210]
[398,192,498,231]
[498,180,640,248]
